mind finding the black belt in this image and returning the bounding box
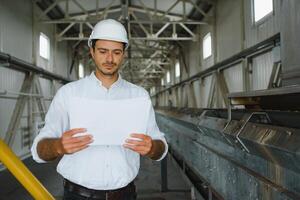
[64,179,135,199]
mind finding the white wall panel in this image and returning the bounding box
[0,0,72,78]
[186,40,201,77]
[216,0,242,61]
[38,77,55,109]
[193,80,201,108]
[0,0,73,163]
[251,51,273,90]
[199,25,214,71]
[223,63,244,92]
[0,67,25,91]
[177,86,183,107]
[0,2,4,52]
[0,0,33,63]
[55,41,71,77]
[182,24,214,76]
[39,78,53,97]
[199,75,212,108]
[0,98,17,142]
[171,88,177,107]
[244,0,280,48]
[0,67,29,159]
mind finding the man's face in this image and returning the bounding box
[90,40,125,76]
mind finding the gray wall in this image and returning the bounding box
[156,0,281,108]
[0,0,76,164]
[0,0,74,76]
[216,0,243,61]
[281,0,300,85]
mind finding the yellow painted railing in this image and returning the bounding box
[0,138,55,200]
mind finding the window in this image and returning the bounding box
[166,71,170,83]
[175,61,180,77]
[161,78,165,86]
[39,33,50,60]
[203,33,212,59]
[78,63,84,78]
[150,87,155,95]
[253,0,273,23]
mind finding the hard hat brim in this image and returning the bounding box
[88,37,129,50]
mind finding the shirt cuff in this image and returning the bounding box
[30,134,48,163]
[152,136,168,161]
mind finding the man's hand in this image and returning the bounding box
[123,133,153,156]
[56,128,93,155]
[37,128,93,161]
[123,133,165,160]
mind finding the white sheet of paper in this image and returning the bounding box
[69,97,151,145]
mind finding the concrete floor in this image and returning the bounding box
[0,154,191,200]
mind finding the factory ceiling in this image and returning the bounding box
[35,0,214,87]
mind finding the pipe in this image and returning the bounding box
[0,139,55,200]
[154,33,280,96]
[0,89,53,99]
[0,51,72,84]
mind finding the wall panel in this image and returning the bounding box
[223,63,244,93]
[244,0,280,48]
[251,51,273,90]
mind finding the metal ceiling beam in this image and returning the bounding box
[41,19,207,25]
[129,5,188,20]
[188,0,208,18]
[38,0,208,41]
[35,0,213,86]
[129,37,196,41]
[38,0,60,19]
[41,9,122,23]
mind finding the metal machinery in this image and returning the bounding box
[156,87,300,200]
[152,2,300,199]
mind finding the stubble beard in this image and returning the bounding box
[96,63,119,77]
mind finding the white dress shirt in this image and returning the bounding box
[31,71,168,190]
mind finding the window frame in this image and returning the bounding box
[161,78,165,86]
[175,60,180,78]
[39,32,50,60]
[252,0,274,25]
[150,87,155,95]
[78,62,84,78]
[202,32,212,60]
[166,70,171,84]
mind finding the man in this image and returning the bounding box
[31,19,168,200]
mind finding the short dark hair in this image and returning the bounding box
[91,39,98,50]
[91,39,126,51]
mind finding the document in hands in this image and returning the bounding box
[69,97,151,145]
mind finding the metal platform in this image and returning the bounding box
[228,85,300,110]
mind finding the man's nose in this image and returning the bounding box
[106,52,113,63]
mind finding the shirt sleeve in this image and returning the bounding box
[146,103,168,161]
[30,87,70,163]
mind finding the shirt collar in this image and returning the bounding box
[89,71,123,89]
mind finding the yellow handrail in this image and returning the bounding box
[0,139,55,200]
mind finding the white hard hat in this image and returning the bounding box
[88,19,129,49]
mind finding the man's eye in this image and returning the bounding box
[114,51,122,55]
[99,51,106,54]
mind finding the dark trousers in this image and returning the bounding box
[63,189,137,200]
[63,180,137,200]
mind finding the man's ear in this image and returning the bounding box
[89,47,95,59]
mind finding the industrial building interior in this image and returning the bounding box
[0,0,299,199]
